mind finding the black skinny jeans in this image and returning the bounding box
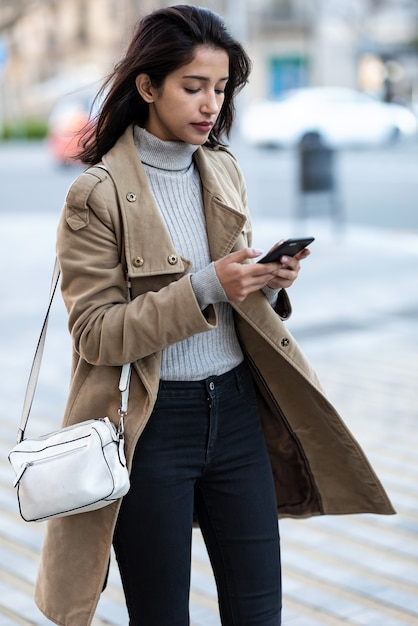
[113,361,282,625]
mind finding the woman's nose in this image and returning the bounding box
[202,91,220,114]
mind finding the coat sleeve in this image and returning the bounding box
[57,171,218,367]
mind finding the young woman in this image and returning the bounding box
[35,5,394,626]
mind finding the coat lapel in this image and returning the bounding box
[194,148,248,260]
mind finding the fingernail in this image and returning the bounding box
[281,255,289,263]
[253,248,264,255]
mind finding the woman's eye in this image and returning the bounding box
[185,88,199,94]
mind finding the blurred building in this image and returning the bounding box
[245,0,418,105]
[0,0,417,125]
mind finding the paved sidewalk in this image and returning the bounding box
[1,214,417,625]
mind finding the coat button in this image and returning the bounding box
[281,338,290,347]
[132,256,144,267]
[167,254,178,265]
[126,192,137,202]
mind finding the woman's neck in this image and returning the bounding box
[134,126,198,171]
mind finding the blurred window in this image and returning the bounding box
[269,56,308,96]
[77,0,89,45]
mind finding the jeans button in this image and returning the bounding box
[209,381,215,391]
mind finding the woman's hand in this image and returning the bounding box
[214,247,310,303]
[264,244,310,290]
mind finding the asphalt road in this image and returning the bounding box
[0,137,417,234]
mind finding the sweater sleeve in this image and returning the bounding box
[261,284,279,307]
[190,262,228,309]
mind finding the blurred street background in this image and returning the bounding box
[1,1,418,625]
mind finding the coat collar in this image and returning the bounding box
[102,125,247,277]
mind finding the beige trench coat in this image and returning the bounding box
[35,125,394,625]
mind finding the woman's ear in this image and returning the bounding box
[135,74,155,103]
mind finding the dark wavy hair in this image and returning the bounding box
[78,5,251,165]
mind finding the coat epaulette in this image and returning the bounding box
[65,165,109,231]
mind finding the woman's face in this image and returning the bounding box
[137,45,229,144]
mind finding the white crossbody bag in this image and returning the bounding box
[8,258,131,522]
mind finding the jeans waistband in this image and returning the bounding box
[159,359,248,393]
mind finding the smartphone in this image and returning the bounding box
[257,237,314,264]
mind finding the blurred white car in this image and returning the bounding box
[240,87,418,148]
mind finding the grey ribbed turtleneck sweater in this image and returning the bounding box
[134,126,244,381]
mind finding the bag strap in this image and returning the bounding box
[16,258,131,444]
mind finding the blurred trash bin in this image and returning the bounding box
[299,132,334,192]
[297,131,344,232]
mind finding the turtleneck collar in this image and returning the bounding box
[134,125,199,172]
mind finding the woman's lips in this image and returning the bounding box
[191,122,213,132]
